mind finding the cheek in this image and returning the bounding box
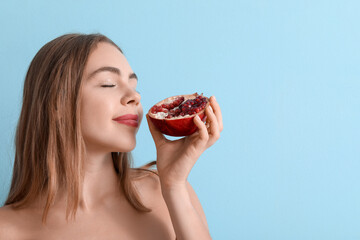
[80,93,114,130]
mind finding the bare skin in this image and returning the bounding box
[0,173,177,240]
[0,42,223,239]
[0,173,211,239]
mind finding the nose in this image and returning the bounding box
[121,88,141,106]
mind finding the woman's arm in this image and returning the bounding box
[161,181,210,240]
[147,96,222,240]
[186,181,209,230]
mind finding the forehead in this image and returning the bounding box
[84,42,132,78]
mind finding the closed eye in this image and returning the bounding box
[101,84,116,88]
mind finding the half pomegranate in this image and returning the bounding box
[148,93,209,136]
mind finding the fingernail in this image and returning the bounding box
[212,96,216,101]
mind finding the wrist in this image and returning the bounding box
[159,174,187,189]
[160,178,186,189]
[160,180,188,197]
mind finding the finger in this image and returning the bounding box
[146,114,167,147]
[210,96,223,132]
[193,115,209,143]
[205,105,220,146]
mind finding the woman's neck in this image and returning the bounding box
[34,152,124,213]
[79,151,121,211]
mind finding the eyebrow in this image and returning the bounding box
[87,66,138,81]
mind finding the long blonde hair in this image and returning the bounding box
[4,33,156,223]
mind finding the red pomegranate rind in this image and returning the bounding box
[148,93,209,136]
[149,110,207,136]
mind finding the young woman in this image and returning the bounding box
[0,33,223,239]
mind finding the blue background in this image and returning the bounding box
[1,0,359,239]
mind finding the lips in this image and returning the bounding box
[113,114,139,127]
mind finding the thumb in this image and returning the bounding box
[146,114,167,147]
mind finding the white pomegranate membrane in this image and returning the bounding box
[150,94,208,119]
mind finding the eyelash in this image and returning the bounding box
[100,85,140,94]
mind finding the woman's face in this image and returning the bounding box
[80,42,142,153]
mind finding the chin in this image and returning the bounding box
[109,140,136,153]
[83,134,137,153]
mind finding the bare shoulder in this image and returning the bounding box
[131,169,163,207]
[130,169,208,229]
[0,205,23,240]
[0,205,17,228]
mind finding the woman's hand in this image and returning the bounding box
[146,96,223,188]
